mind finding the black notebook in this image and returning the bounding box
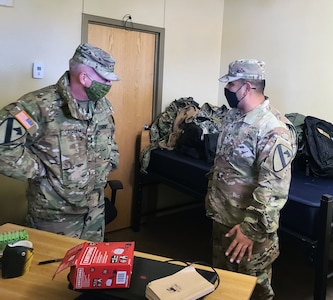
[74,256,218,300]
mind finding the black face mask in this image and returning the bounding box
[224,84,245,108]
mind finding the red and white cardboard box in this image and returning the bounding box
[53,241,135,290]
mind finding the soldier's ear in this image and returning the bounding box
[244,82,251,92]
[79,72,88,86]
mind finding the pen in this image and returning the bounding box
[38,258,62,265]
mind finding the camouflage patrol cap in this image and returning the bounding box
[219,59,265,83]
[72,43,119,81]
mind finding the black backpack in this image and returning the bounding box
[175,122,205,160]
[285,113,306,171]
[301,116,333,177]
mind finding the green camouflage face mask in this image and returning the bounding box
[84,80,111,101]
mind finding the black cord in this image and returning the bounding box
[163,259,220,290]
[164,259,190,266]
[190,260,221,290]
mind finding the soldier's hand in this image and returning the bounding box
[225,224,253,264]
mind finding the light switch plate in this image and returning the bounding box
[32,62,44,79]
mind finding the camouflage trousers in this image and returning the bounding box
[26,200,105,242]
[212,221,279,300]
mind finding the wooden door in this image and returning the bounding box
[87,24,155,231]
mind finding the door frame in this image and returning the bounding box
[81,14,165,119]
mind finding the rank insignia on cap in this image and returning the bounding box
[0,117,27,144]
[273,143,293,172]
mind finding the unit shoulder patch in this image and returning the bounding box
[0,117,27,144]
[272,143,293,172]
[263,136,293,173]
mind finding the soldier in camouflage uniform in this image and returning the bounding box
[205,59,297,299]
[0,43,119,242]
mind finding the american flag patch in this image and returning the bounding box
[15,110,36,130]
[9,106,38,135]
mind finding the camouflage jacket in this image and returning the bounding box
[140,97,228,172]
[0,72,119,219]
[206,99,297,243]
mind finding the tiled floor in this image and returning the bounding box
[105,206,333,300]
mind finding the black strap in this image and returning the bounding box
[4,117,14,144]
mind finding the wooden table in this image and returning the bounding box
[0,223,256,300]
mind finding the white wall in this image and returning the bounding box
[220,0,333,122]
[0,0,82,106]
[162,0,223,108]
[83,0,165,28]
